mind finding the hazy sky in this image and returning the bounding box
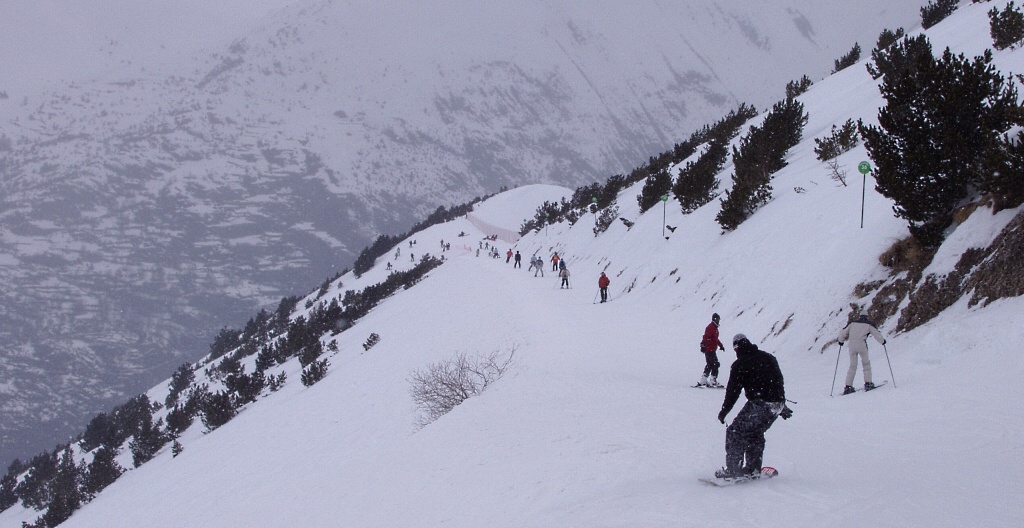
[0,0,298,92]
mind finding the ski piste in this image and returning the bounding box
[700,467,778,487]
[844,380,889,394]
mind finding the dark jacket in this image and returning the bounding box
[721,341,785,415]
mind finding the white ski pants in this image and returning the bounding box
[845,347,872,386]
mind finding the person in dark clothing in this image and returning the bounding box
[715,334,792,479]
[514,251,522,268]
[698,313,725,387]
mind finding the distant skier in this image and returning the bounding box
[533,256,544,277]
[716,334,791,479]
[551,252,560,272]
[838,314,886,395]
[514,251,522,268]
[698,313,725,387]
[506,249,513,263]
[598,272,610,302]
[559,266,571,289]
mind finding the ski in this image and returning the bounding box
[842,380,889,395]
[700,467,778,487]
[691,384,725,389]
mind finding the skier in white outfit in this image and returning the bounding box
[838,314,886,394]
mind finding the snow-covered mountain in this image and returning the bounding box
[0,1,923,468]
[3,2,1023,526]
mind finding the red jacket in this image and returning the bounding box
[598,275,610,288]
[701,322,723,353]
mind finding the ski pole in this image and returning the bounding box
[593,290,600,304]
[830,343,843,397]
[883,343,897,388]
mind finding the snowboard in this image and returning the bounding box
[700,467,778,487]
[843,380,889,395]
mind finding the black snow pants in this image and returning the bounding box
[702,350,720,378]
[725,400,782,474]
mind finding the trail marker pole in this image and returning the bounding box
[661,194,669,238]
[858,161,871,229]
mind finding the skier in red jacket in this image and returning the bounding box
[598,272,610,302]
[698,313,725,387]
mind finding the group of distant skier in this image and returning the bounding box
[502,250,611,297]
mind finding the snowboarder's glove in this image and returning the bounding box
[719,344,725,351]
[718,410,727,424]
[780,406,793,420]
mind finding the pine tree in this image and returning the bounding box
[200,391,237,430]
[785,76,813,98]
[41,449,83,527]
[875,27,905,53]
[165,363,195,407]
[14,451,58,511]
[990,1,1024,50]
[83,446,123,497]
[674,140,727,214]
[301,359,330,387]
[921,0,959,29]
[980,131,1024,209]
[861,46,1022,246]
[716,97,807,231]
[129,414,167,467]
[0,473,17,512]
[636,169,673,213]
[867,34,932,80]
[833,43,861,73]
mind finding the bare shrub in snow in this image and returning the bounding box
[409,348,514,428]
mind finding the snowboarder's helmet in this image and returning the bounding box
[732,333,749,347]
[712,313,720,324]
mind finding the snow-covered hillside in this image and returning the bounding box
[4,2,1022,526]
[0,1,924,463]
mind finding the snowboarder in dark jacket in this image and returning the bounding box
[715,334,792,479]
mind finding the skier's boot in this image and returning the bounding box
[708,377,723,388]
[697,375,708,387]
[842,385,856,395]
[864,381,876,391]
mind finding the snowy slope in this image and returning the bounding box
[0,0,925,464]
[5,2,1024,527]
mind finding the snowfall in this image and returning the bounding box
[3,2,1024,527]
